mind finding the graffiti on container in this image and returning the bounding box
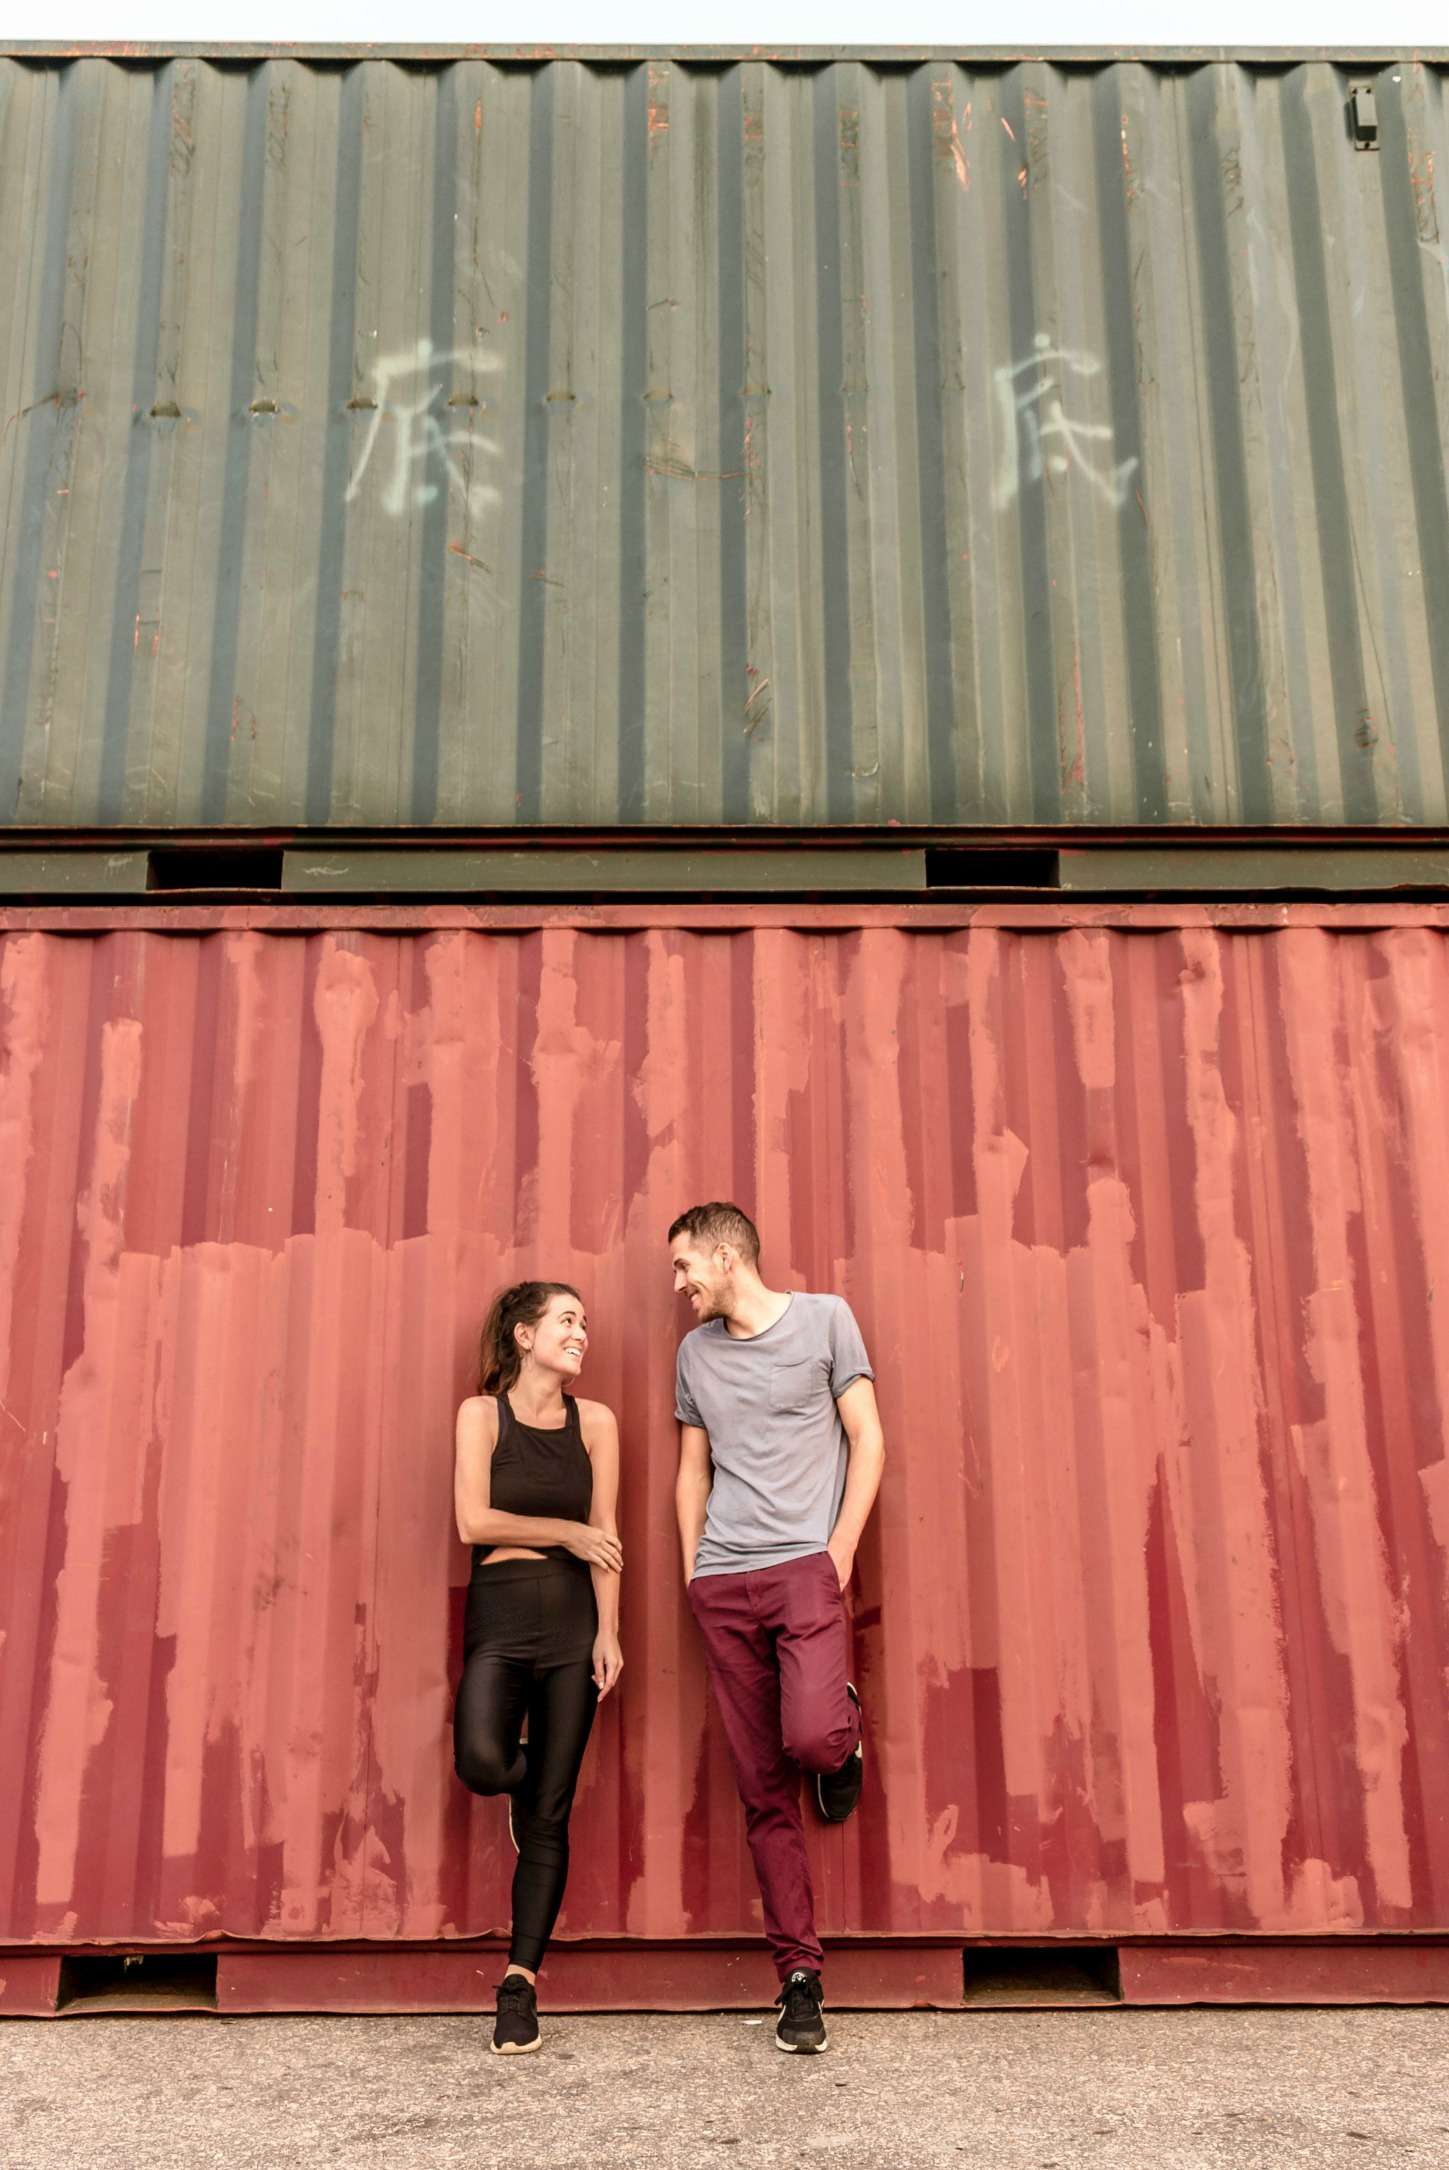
[345,338,502,517]
[993,334,1138,510]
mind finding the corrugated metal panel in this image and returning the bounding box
[3,908,1449,1945]
[2,54,1448,832]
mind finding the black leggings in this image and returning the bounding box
[453,1557,599,1972]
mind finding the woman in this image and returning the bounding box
[453,1280,623,2054]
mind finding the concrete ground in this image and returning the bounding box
[3,2008,1446,2169]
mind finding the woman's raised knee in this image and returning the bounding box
[454,1739,522,1797]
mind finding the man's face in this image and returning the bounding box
[671,1238,732,1322]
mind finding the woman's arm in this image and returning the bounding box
[453,1397,623,1569]
[578,1399,623,1699]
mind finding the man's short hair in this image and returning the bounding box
[667,1201,762,1268]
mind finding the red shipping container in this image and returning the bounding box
[2,905,1448,1969]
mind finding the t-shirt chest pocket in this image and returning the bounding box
[769,1358,823,1415]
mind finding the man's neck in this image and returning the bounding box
[723,1282,793,1340]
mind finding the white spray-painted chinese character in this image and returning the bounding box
[993,334,1139,511]
[345,337,502,517]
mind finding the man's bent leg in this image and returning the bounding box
[766,1553,861,1775]
[688,1571,824,1980]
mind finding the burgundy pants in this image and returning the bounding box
[687,1550,861,1981]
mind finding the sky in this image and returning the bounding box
[1,1,1445,50]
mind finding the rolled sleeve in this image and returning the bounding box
[828,1298,874,1397]
[674,1345,704,1428]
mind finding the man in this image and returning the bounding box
[670,1201,886,2055]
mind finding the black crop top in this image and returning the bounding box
[474,1391,594,1564]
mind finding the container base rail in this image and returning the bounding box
[4,1939,1449,2018]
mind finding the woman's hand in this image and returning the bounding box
[592,1630,624,1700]
[563,1523,623,1573]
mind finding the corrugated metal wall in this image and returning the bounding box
[3,910,1449,1945]
[2,54,1448,832]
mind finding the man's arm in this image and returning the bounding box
[827,1377,885,1592]
[675,1423,712,1586]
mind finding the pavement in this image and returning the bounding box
[3,2007,1446,2170]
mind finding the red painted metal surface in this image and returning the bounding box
[3,912,1449,1955]
[12,1940,1449,2015]
[9,899,1449,935]
[0,1954,60,2015]
[1116,1943,1449,2006]
[214,1941,964,2014]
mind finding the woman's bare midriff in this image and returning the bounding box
[480,1547,548,1565]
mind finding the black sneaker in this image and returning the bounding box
[774,1968,828,2054]
[815,1683,864,1824]
[491,1971,540,2054]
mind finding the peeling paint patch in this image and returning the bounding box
[0,935,48,1407]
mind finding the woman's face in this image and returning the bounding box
[522,1292,589,1381]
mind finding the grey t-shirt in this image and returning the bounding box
[674,1292,875,1579]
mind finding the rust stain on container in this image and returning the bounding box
[2,911,1449,1945]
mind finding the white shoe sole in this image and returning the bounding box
[491,2033,542,2055]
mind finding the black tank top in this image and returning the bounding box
[473,1392,594,1566]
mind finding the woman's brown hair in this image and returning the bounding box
[478,1281,584,1395]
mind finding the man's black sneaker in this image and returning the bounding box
[491,1971,541,2055]
[815,1683,864,1824]
[774,1968,828,2053]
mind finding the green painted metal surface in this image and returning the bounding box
[2,53,1447,831]
[281,847,928,892]
[0,851,149,893]
[1059,847,1449,891]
